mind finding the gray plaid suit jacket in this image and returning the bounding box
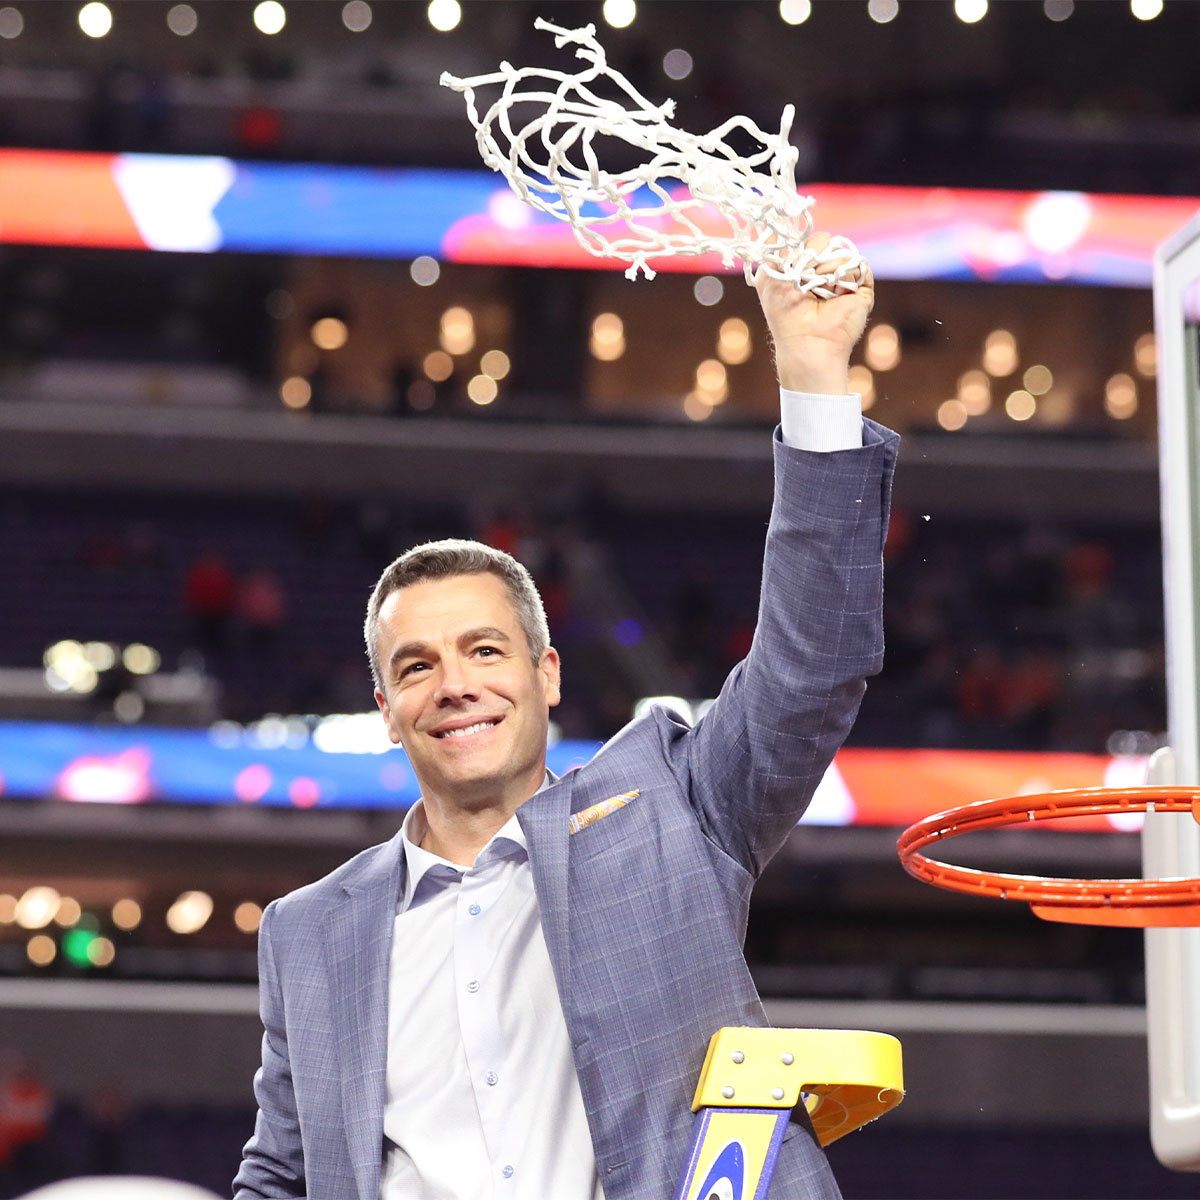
[234,419,898,1200]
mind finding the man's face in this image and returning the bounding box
[373,572,560,811]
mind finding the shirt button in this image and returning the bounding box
[468,903,482,916]
[466,980,480,993]
[502,1165,514,1179]
[485,1071,499,1086]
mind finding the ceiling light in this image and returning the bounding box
[427,0,460,32]
[166,4,197,35]
[0,6,24,38]
[78,2,112,37]
[253,1,286,35]
[779,0,812,24]
[603,0,636,28]
[342,0,372,32]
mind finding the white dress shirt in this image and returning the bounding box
[381,795,603,1200]
[380,389,864,1200]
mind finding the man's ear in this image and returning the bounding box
[540,648,562,709]
[375,687,402,744]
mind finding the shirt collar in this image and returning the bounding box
[398,773,551,913]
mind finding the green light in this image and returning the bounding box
[62,927,98,968]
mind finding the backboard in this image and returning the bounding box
[1148,209,1200,1171]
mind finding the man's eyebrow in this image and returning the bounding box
[389,641,431,672]
[460,626,511,646]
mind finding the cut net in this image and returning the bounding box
[440,19,863,295]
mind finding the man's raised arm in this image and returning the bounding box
[682,234,898,874]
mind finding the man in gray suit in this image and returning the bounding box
[235,237,897,1200]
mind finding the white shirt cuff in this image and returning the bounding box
[779,386,864,451]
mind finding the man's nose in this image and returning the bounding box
[433,658,478,705]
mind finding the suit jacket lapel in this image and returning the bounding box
[327,831,405,1200]
[517,773,573,993]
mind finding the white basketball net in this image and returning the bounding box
[440,19,862,296]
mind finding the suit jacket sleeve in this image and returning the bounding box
[681,417,898,876]
[233,900,309,1199]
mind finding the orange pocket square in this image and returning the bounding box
[568,790,639,835]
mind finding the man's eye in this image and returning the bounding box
[400,662,428,677]
[477,646,499,658]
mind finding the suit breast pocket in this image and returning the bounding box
[569,813,641,867]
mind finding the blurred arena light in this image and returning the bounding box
[695,359,729,405]
[78,3,112,38]
[113,691,145,724]
[1005,389,1037,421]
[1134,332,1157,376]
[166,4,197,36]
[87,936,116,967]
[603,0,636,28]
[779,0,811,24]
[848,364,875,409]
[693,276,724,306]
[122,644,160,675]
[166,890,213,935]
[1105,372,1138,419]
[1130,0,1162,18]
[1043,0,1074,19]
[590,313,625,361]
[717,317,751,365]
[936,399,968,431]
[19,1178,225,1199]
[0,6,23,38]
[410,255,440,286]
[865,324,900,371]
[427,0,460,32]
[467,374,498,405]
[310,316,348,350]
[234,902,264,934]
[439,306,475,354]
[26,934,56,966]
[112,898,142,931]
[84,642,116,672]
[280,376,312,409]
[423,349,454,381]
[1022,364,1054,395]
[954,0,988,21]
[16,887,61,930]
[868,0,899,22]
[662,49,692,80]
[253,1,286,35]
[342,0,372,32]
[0,894,16,924]
[682,392,713,422]
[480,349,510,379]
[43,640,98,694]
[957,368,991,415]
[53,896,82,927]
[983,329,1018,376]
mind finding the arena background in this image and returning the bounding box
[0,1,1195,1195]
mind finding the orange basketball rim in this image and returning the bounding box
[897,786,1200,927]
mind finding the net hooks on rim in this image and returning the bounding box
[897,785,1200,927]
[440,18,863,295]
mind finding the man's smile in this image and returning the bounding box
[430,717,503,740]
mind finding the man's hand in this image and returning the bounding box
[754,232,874,396]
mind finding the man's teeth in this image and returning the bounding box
[440,721,495,738]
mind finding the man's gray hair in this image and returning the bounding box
[364,538,551,690]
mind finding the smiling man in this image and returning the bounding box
[235,238,898,1200]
